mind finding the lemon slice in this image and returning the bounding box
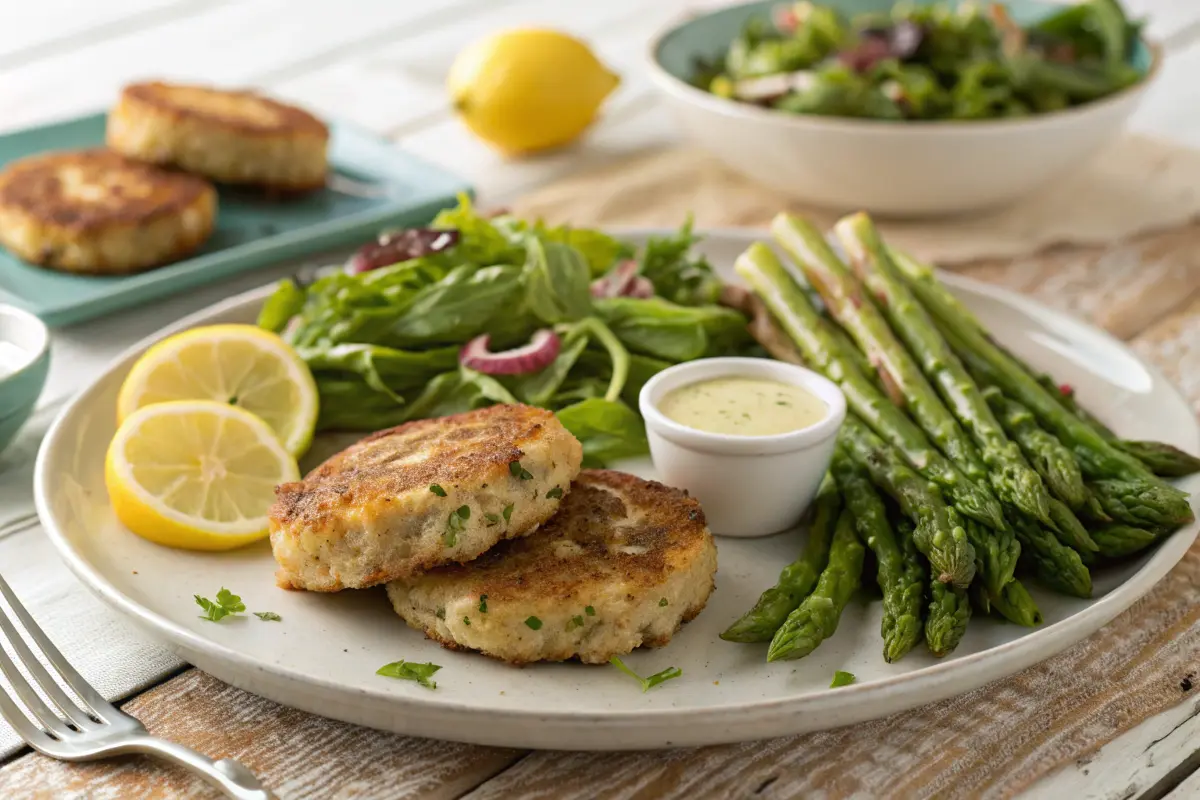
[117,324,318,457]
[106,400,300,551]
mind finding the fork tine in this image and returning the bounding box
[0,679,58,752]
[0,573,113,722]
[0,639,73,737]
[0,595,99,730]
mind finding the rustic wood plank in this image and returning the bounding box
[0,671,520,799]
[1030,698,1200,800]
[270,0,670,136]
[0,0,483,134]
[1131,292,1200,417]
[1165,760,1200,799]
[0,0,205,64]
[956,224,1200,341]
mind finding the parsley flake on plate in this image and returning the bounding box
[377,660,442,689]
[609,656,682,693]
[830,670,856,688]
[195,588,245,622]
[254,611,282,622]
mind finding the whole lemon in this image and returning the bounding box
[449,29,619,155]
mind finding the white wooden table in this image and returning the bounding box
[3,1,1200,797]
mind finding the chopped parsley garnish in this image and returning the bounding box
[195,588,245,622]
[509,461,534,480]
[502,504,514,523]
[479,594,488,613]
[463,616,471,626]
[525,616,543,630]
[658,598,668,607]
[608,656,682,693]
[566,615,585,631]
[429,484,447,497]
[485,512,502,526]
[830,670,856,688]
[545,486,564,499]
[444,504,471,546]
[254,611,282,622]
[584,605,595,616]
[377,660,441,689]
[436,607,446,620]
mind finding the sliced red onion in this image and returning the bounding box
[460,329,561,375]
[590,259,640,298]
[345,228,460,275]
[627,276,655,298]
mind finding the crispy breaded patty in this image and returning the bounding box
[0,149,215,274]
[270,404,582,592]
[107,81,329,192]
[386,469,719,665]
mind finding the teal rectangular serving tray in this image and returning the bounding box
[0,113,471,326]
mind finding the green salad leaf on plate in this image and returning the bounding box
[258,195,753,464]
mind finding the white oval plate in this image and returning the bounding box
[35,229,1199,750]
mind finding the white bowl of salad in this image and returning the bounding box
[647,0,1159,216]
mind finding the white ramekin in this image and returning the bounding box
[639,357,846,538]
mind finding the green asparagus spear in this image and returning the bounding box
[840,416,976,587]
[767,509,866,662]
[831,444,923,662]
[773,213,990,485]
[1047,497,1099,553]
[963,517,1020,598]
[982,387,1088,511]
[722,474,841,642]
[986,579,1044,627]
[834,213,1054,526]
[1090,524,1161,559]
[892,247,1200,491]
[1117,440,1200,478]
[933,317,1185,496]
[1010,513,1093,598]
[901,516,970,656]
[735,242,1006,531]
[1087,479,1196,530]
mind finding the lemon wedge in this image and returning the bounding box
[449,29,619,155]
[117,324,318,457]
[106,400,299,551]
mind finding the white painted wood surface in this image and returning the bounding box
[3,0,1200,796]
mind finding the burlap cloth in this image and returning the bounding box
[510,135,1200,797]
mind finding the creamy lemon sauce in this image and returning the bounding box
[659,377,828,436]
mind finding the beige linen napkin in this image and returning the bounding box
[514,134,1200,266]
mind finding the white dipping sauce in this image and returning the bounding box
[658,376,828,436]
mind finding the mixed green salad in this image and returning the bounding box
[691,0,1145,120]
[257,197,754,465]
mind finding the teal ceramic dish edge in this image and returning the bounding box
[0,305,50,456]
[652,0,1157,127]
[0,114,472,328]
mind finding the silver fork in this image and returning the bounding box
[0,573,273,799]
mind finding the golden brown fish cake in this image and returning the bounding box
[107,81,329,192]
[386,469,719,665]
[270,404,583,592]
[0,148,216,274]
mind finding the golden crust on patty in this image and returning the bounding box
[0,148,216,274]
[270,404,583,592]
[107,81,329,191]
[386,469,719,665]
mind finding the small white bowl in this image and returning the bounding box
[639,357,845,538]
